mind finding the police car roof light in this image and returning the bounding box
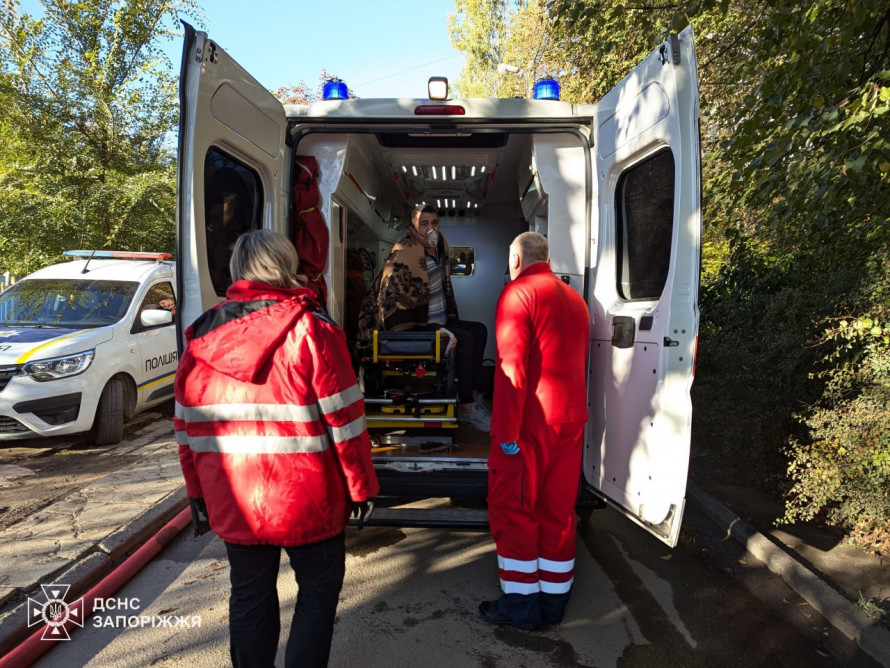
[64,250,172,260]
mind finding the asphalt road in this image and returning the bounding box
[0,405,174,532]
[26,499,838,667]
[0,404,844,667]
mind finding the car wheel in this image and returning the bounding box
[92,378,124,445]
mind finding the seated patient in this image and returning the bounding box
[358,204,490,431]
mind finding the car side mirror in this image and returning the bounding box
[140,309,174,327]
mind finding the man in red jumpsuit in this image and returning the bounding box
[480,231,590,631]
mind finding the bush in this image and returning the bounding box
[783,268,890,551]
[692,239,830,484]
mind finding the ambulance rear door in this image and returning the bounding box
[585,25,701,547]
[176,22,288,346]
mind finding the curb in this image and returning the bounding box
[687,482,890,667]
[0,487,187,658]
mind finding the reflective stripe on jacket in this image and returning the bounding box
[174,280,379,546]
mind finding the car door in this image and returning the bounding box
[176,22,288,345]
[585,25,701,547]
[132,280,178,405]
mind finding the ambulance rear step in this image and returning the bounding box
[350,506,489,529]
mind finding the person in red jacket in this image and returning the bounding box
[175,229,379,668]
[479,231,590,631]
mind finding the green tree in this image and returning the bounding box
[0,0,198,275]
[550,0,890,546]
[455,0,890,545]
[448,0,517,97]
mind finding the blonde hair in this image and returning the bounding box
[229,229,302,288]
[514,231,549,265]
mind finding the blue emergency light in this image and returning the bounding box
[323,79,348,100]
[533,78,560,101]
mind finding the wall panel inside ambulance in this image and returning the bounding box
[177,23,700,543]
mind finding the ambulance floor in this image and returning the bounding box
[369,424,490,459]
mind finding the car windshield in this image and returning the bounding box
[0,279,139,328]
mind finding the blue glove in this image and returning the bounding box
[500,441,520,455]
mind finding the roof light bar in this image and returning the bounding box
[64,250,172,260]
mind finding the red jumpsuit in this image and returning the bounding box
[488,262,590,624]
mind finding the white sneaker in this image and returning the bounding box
[460,403,491,432]
[474,394,491,415]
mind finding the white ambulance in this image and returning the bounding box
[0,251,178,445]
[177,25,700,546]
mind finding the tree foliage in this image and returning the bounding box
[450,0,890,547]
[448,0,516,97]
[0,0,197,275]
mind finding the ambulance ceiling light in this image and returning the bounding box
[322,79,349,101]
[404,163,494,182]
[533,78,560,101]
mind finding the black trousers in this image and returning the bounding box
[224,533,346,668]
[420,318,488,404]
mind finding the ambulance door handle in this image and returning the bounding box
[611,316,635,349]
[664,337,679,347]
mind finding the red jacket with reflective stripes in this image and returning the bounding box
[174,280,379,546]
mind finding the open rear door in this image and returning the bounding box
[176,23,287,347]
[585,26,701,547]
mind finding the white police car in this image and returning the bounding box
[0,251,178,445]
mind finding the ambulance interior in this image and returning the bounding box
[294,127,588,470]
[202,123,590,485]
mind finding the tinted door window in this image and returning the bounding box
[204,148,263,296]
[615,150,675,301]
